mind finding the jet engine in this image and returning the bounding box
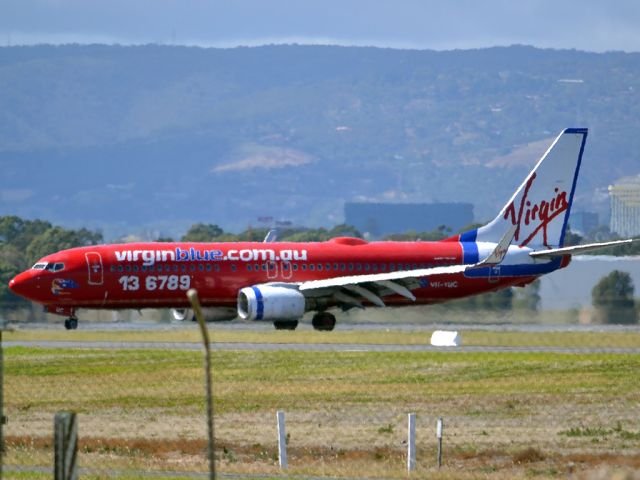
[237,285,306,321]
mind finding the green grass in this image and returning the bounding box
[5,347,640,412]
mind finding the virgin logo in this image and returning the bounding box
[503,172,569,247]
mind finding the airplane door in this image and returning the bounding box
[266,261,278,280]
[85,252,104,285]
[280,261,293,280]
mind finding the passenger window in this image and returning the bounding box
[181,265,187,272]
[317,264,323,271]
[231,265,237,272]
[381,264,387,271]
[126,265,131,272]
[340,264,346,271]
[206,264,212,271]
[214,265,221,272]
[356,264,362,271]
[372,264,378,272]
[142,266,147,272]
[326,263,331,270]
[309,264,315,271]
[133,265,139,272]
[302,264,307,271]
[118,266,123,272]
[333,263,339,270]
[190,265,196,272]
[198,264,204,271]
[173,265,178,272]
[283,263,289,270]
[293,264,299,271]
[364,264,370,271]
[348,263,354,271]
[247,265,252,271]
[110,266,116,272]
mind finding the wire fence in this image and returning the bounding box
[2,319,640,479]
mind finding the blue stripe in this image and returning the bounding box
[559,128,588,247]
[464,258,562,278]
[460,229,477,242]
[251,286,264,320]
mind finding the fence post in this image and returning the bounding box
[436,417,443,469]
[407,413,416,472]
[0,321,12,480]
[54,412,78,480]
[277,410,288,469]
[187,289,216,480]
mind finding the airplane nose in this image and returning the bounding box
[8,272,33,299]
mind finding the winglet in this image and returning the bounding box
[263,229,278,243]
[476,224,517,266]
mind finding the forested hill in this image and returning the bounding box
[1,44,639,237]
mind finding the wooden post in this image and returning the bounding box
[188,289,216,480]
[277,410,288,469]
[0,327,5,480]
[0,321,12,480]
[407,413,416,472]
[436,417,443,469]
[54,412,78,480]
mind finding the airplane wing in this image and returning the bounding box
[529,239,635,259]
[298,226,517,308]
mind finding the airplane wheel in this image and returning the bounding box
[274,320,298,330]
[312,312,336,331]
[64,318,78,330]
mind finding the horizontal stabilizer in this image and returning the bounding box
[529,239,635,259]
[475,224,517,266]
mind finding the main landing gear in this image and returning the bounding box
[273,320,299,330]
[64,317,78,330]
[312,312,336,331]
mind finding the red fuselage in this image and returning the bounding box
[9,237,540,315]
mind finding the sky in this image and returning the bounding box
[2,0,640,52]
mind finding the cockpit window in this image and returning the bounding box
[43,262,65,272]
[32,262,48,270]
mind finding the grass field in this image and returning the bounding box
[3,328,640,479]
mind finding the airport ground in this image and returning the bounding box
[3,322,640,479]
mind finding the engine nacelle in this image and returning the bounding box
[237,285,306,321]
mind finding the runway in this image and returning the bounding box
[5,339,640,354]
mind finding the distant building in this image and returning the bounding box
[569,211,599,236]
[344,202,474,238]
[609,175,640,237]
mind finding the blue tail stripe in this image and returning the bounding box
[460,228,479,264]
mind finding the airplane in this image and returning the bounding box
[8,128,633,331]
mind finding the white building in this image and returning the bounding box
[609,175,640,237]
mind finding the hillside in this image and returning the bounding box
[1,44,639,238]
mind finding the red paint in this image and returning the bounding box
[503,172,569,247]
[8,239,535,316]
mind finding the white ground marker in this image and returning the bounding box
[407,412,416,472]
[277,410,288,469]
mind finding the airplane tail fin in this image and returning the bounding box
[462,128,588,249]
